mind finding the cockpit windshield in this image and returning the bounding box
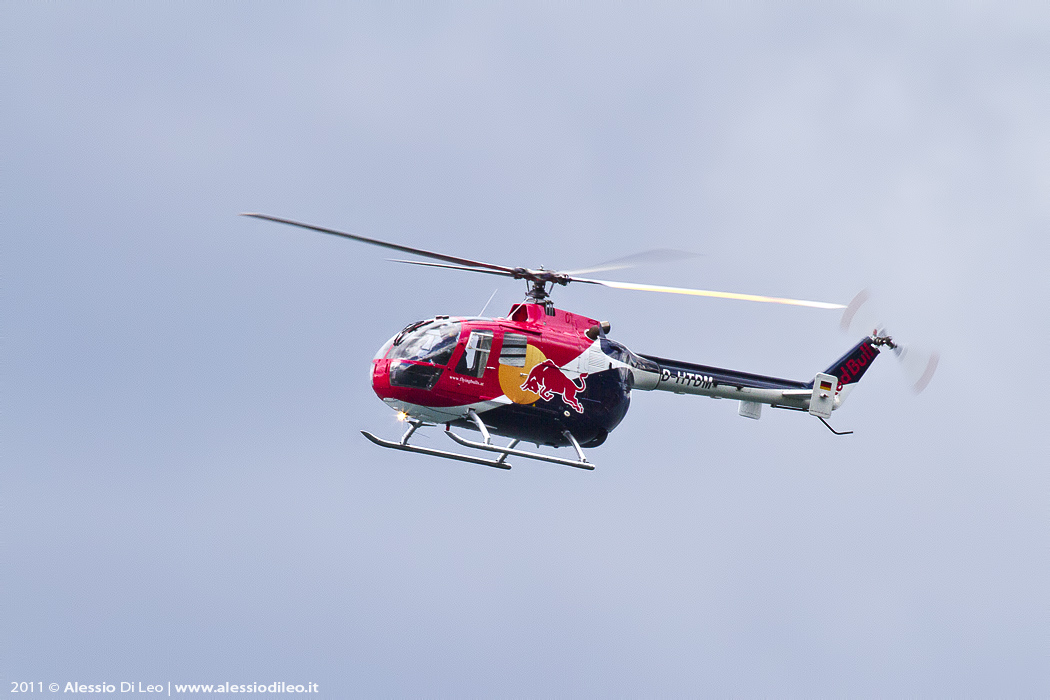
[387,321,462,366]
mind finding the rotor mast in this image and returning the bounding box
[520,268,570,310]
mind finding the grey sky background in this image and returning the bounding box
[4,3,1048,696]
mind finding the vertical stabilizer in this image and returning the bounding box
[822,336,888,405]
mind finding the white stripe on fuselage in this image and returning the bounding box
[560,339,623,376]
[383,396,511,424]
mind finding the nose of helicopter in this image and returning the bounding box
[370,332,398,398]
[370,358,390,396]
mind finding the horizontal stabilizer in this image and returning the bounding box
[808,373,837,419]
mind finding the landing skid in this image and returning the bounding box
[361,411,595,471]
[446,431,594,470]
[361,430,512,469]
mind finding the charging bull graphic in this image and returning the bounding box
[520,359,588,413]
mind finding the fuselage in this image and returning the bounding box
[370,303,639,447]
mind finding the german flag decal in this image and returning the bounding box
[819,379,833,392]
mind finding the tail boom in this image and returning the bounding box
[633,334,889,414]
[635,354,815,411]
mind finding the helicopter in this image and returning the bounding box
[244,213,927,470]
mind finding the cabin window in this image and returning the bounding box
[500,333,528,367]
[455,330,493,378]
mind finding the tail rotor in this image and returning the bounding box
[841,289,939,394]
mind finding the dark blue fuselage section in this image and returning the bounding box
[449,367,632,447]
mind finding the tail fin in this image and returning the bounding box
[822,336,885,404]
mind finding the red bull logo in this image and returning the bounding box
[834,340,878,391]
[520,359,588,413]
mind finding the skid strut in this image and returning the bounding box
[361,412,596,471]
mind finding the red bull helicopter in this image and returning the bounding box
[244,214,933,471]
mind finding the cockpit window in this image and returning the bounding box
[387,321,462,366]
[455,330,493,378]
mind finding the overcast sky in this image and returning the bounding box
[4,3,1048,696]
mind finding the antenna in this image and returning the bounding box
[477,289,498,317]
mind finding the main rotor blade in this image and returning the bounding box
[241,213,518,275]
[386,258,517,279]
[243,213,843,309]
[572,277,846,309]
[563,248,702,276]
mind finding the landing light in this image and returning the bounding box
[396,411,409,422]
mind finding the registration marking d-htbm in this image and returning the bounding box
[661,369,716,389]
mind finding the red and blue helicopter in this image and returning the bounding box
[244,214,935,470]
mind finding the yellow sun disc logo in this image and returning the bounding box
[498,344,547,404]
